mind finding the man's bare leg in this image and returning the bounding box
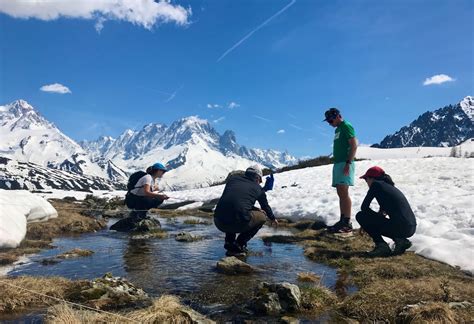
[336,185,351,219]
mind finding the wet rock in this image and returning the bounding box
[135,217,162,232]
[110,216,161,233]
[57,248,94,259]
[131,231,168,240]
[78,273,151,310]
[180,308,217,324]
[253,282,301,314]
[39,248,94,265]
[175,232,203,242]
[253,292,282,315]
[216,256,257,274]
[280,316,300,324]
[449,301,472,309]
[40,258,61,265]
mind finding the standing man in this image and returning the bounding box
[323,108,358,234]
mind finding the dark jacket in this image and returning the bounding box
[214,175,275,223]
[361,180,417,227]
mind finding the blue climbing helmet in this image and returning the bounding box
[150,162,168,172]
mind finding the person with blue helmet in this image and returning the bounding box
[125,162,169,221]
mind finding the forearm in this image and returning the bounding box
[347,139,358,161]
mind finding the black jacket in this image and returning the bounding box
[361,180,417,227]
[214,175,275,222]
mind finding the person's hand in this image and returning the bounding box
[263,173,274,191]
[343,163,350,176]
[271,219,279,227]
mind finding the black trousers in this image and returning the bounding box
[214,210,267,246]
[356,210,416,244]
[125,193,163,219]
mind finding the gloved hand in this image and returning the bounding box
[263,173,274,191]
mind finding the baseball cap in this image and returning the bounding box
[151,162,168,172]
[360,166,385,179]
[246,165,263,178]
[323,108,340,122]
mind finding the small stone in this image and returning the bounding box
[275,283,301,312]
[449,301,472,309]
[216,256,257,274]
[280,316,300,324]
[175,232,203,242]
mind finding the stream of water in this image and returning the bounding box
[4,214,351,322]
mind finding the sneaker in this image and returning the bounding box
[327,219,353,234]
[392,238,412,255]
[225,250,247,257]
[366,242,392,258]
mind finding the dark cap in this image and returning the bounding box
[323,108,340,121]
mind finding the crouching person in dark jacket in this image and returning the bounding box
[214,165,278,256]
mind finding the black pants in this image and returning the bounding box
[356,210,416,244]
[125,193,163,220]
[214,210,267,246]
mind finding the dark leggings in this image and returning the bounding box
[125,193,163,219]
[356,210,416,244]
[215,210,267,246]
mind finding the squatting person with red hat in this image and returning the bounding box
[357,166,417,257]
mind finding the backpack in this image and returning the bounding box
[127,171,147,192]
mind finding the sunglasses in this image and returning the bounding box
[326,118,335,124]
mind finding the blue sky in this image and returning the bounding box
[0,0,472,157]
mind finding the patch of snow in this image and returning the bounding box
[0,189,58,248]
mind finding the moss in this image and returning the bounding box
[299,229,474,322]
[300,286,337,313]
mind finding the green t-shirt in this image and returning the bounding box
[333,120,356,163]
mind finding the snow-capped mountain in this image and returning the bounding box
[0,100,127,188]
[1,100,296,190]
[372,96,474,148]
[82,116,297,190]
[0,156,121,191]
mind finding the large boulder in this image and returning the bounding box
[216,256,257,274]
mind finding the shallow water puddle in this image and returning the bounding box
[6,214,343,320]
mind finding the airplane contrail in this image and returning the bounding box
[217,0,296,62]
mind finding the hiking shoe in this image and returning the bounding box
[327,219,353,234]
[366,242,392,258]
[393,238,412,255]
[224,242,244,253]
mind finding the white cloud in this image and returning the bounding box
[213,117,225,124]
[423,74,455,86]
[0,0,191,31]
[277,129,285,134]
[207,103,221,109]
[227,101,240,109]
[40,83,71,94]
